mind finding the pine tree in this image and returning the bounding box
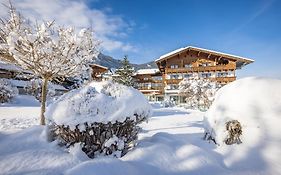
[113,56,136,87]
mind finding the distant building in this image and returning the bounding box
[0,60,67,94]
[89,46,254,103]
[90,64,110,81]
[135,68,164,101]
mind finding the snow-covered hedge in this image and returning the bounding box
[46,81,152,158]
[0,79,18,103]
[204,77,281,146]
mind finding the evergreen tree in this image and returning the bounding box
[113,56,136,87]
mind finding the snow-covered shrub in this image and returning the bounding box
[0,79,18,103]
[161,99,176,108]
[204,77,281,147]
[46,81,152,158]
[24,79,56,101]
[178,75,219,111]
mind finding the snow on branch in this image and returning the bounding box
[178,74,219,110]
[0,5,100,80]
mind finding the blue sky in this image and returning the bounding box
[89,0,281,78]
[1,0,280,78]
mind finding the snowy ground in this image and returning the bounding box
[0,95,40,132]
[0,97,279,175]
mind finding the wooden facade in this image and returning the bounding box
[154,46,254,102]
[90,64,108,81]
[134,69,164,101]
[89,46,254,102]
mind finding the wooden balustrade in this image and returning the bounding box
[166,64,236,73]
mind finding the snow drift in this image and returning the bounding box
[204,77,281,174]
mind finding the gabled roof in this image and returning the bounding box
[90,64,108,70]
[155,46,254,68]
[0,60,32,74]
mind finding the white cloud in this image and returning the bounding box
[0,0,137,52]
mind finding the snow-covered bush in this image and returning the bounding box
[204,77,281,147]
[178,75,219,110]
[0,79,18,103]
[46,81,152,158]
[25,79,56,101]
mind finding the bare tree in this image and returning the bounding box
[178,75,219,110]
[0,4,99,125]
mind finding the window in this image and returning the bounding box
[201,73,212,78]
[152,83,162,87]
[170,74,180,79]
[170,84,179,90]
[170,64,179,69]
[184,64,192,68]
[152,76,162,81]
[183,73,192,79]
[200,62,212,67]
[217,72,228,77]
[144,83,151,87]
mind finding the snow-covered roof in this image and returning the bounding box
[157,47,188,61]
[0,60,32,74]
[90,64,108,70]
[136,68,160,75]
[155,46,254,64]
[0,60,22,72]
[5,79,67,90]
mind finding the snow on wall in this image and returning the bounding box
[135,69,159,75]
[204,77,281,173]
[46,81,152,129]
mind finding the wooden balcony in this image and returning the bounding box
[164,76,236,84]
[166,65,236,73]
[136,79,163,83]
[165,79,182,84]
[138,86,164,94]
[212,76,236,83]
[138,86,164,91]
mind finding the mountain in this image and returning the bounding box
[93,53,158,70]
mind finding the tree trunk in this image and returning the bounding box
[40,78,48,125]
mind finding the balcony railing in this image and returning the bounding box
[166,65,236,73]
[164,76,236,84]
[212,76,236,82]
[138,87,164,91]
[136,79,163,83]
[165,79,182,84]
